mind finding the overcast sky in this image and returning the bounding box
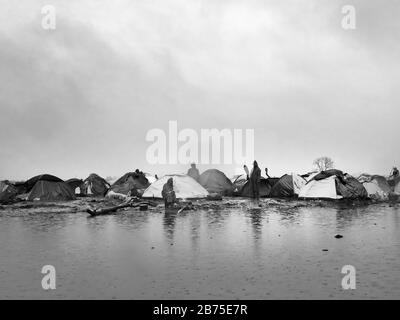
[1,0,399,181]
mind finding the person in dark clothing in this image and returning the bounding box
[392,167,399,178]
[187,163,200,182]
[249,160,261,199]
[162,178,176,208]
[265,168,271,178]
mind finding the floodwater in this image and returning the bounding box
[0,198,399,299]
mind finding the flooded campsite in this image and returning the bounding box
[1,195,400,299]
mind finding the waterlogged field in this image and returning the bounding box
[0,198,399,299]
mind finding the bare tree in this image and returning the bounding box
[313,156,334,172]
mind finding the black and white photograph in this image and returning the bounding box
[0,0,399,311]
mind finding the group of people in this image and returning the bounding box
[161,161,265,209]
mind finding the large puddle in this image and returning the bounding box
[0,199,399,299]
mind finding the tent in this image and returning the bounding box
[358,174,392,200]
[82,173,110,197]
[299,170,368,200]
[270,174,306,197]
[65,178,84,194]
[394,177,400,194]
[108,172,150,195]
[199,169,234,195]
[28,180,76,201]
[142,174,209,199]
[23,174,63,194]
[238,177,273,198]
[0,181,18,203]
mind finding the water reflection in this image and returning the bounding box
[163,212,177,242]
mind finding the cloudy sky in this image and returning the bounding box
[1,0,399,181]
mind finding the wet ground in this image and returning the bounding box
[0,197,399,299]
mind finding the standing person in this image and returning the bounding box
[391,166,399,178]
[249,161,261,199]
[187,163,200,182]
[265,167,271,178]
[161,178,176,209]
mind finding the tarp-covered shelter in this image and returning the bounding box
[142,174,208,199]
[82,173,110,197]
[108,172,150,195]
[358,174,392,200]
[299,170,368,200]
[199,169,233,195]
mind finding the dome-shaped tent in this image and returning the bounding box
[142,174,208,199]
[82,173,110,197]
[270,174,306,197]
[22,175,76,201]
[199,169,233,195]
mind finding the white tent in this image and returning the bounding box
[142,174,209,199]
[298,175,342,199]
[395,180,400,195]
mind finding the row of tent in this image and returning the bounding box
[1,169,400,203]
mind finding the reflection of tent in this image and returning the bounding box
[82,173,110,197]
[108,172,150,195]
[299,170,368,199]
[24,175,76,201]
[270,174,306,197]
[199,169,233,195]
[0,181,18,203]
[142,174,208,199]
[358,174,392,200]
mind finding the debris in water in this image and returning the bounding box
[334,234,343,239]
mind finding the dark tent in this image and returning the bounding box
[82,173,110,197]
[336,176,368,199]
[199,169,234,195]
[109,172,150,195]
[23,174,63,193]
[65,178,84,192]
[28,180,76,201]
[239,178,272,198]
[270,174,306,197]
[0,181,18,204]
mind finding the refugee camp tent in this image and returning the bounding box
[270,174,306,197]
[144,173,157,184]
[299,170,368,200]
[199,169,234,195]
[108,172,150,195]
[21,174,76,201]
[239,177,273,198]
[142,174,209,199]
[358,174,392,200]
[0,181,18,203]
[28,180,76,201]
[82,173,110,197]
[65,178,83,194]
[23,174,63,194]
[394,177,400,194]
